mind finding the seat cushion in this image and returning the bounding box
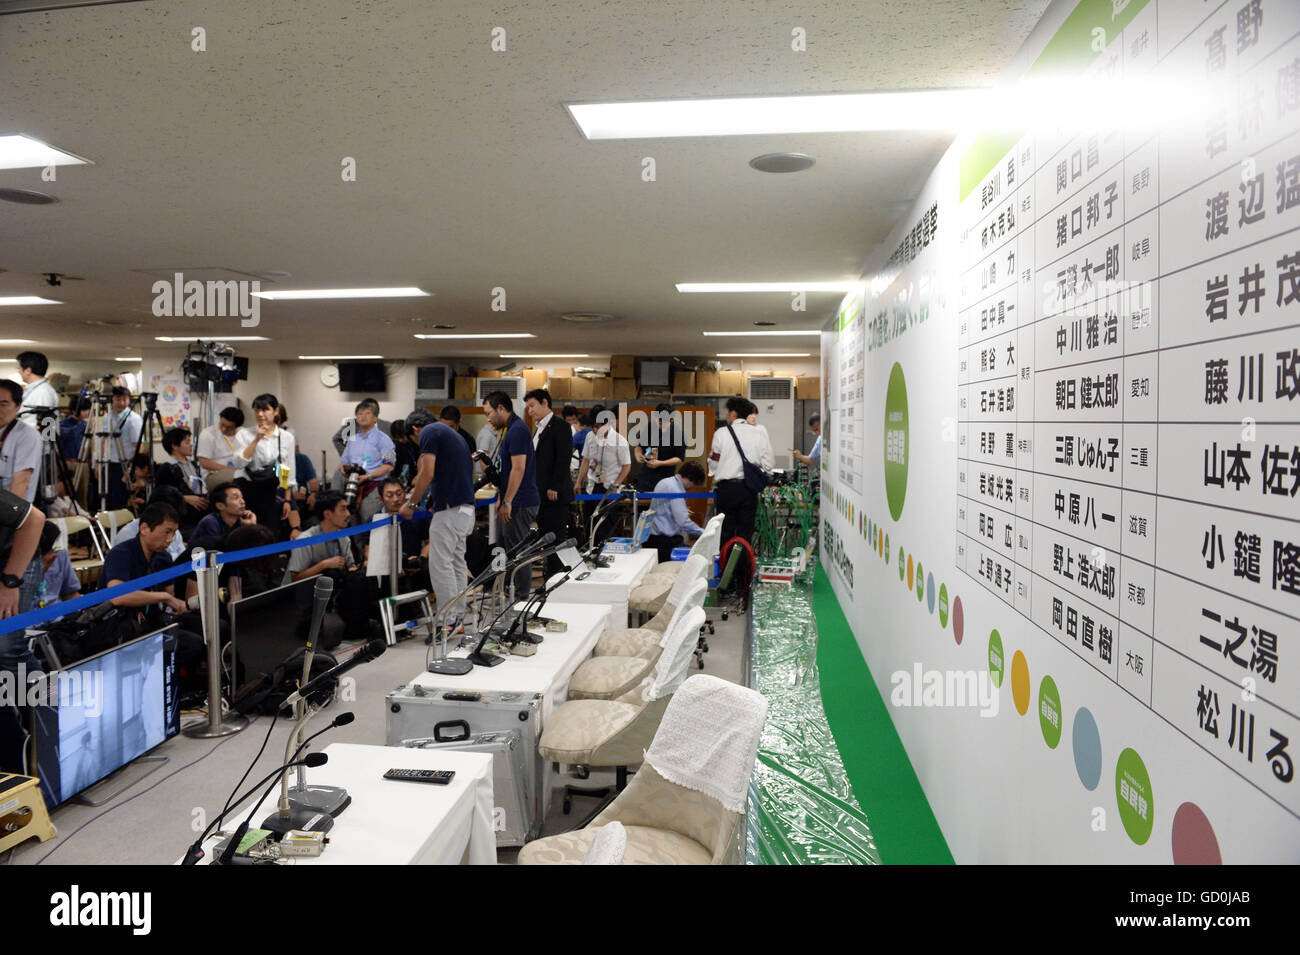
[651,561,685,578]
[518,824,713,866]
[567,656,655,701]
[628,576,673,613]
[594,627,661,659]
[539,700,641,764]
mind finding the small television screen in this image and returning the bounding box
[32,627,179,807]
[415,365,450,400]
[338,362,386,393]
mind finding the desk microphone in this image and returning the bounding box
[182,752,329,865]
[221,752,330,865]
[282,638,386,708]
[305,575,334,654]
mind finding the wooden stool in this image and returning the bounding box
[0,772,57,853]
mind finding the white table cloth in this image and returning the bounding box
[546,548,658,627]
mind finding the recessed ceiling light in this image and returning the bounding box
[253,288,429,300]
[702,330,821,337]
[716,353,811,358]
[299,355,383,359]
[115,357,143,362]
[677,282,861,293]
[414,333,536,340]
[566,90,990,139]
[0,339,37,344]
[500,354,589,359]
[0,188,58,205]
[0,134,92,170]
[0,296,61,306]
[749,152,815,173]
[154,336,270,342]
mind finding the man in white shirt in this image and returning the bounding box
[103,386,142,509]
[575,406,631,548]
[17,351,60,424]
[0,381,43,504]
[196,406,249,482]
[708,396,774,549]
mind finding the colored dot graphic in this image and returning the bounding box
[1115,748,1155,846]
[938,584,949,627]
[915,562,924,602]
[1038,676,1062,748]
[926,573,936,613]
[952,596,964,644]
[906,553,914,589]
[1071,707,1102,791]
[1171,803,1221,865]
[1010,650,1030,716]
[898,547,905,580]
[987,629,1003,685]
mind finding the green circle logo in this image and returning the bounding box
[884,534,890,562]
[938,584,950,628]
[915,562,924,602]
[987,629,1005,687]
[1039,676,1062,749]
[883,362,909,521]
[898,547,905,581]
[1116,748,1154,845]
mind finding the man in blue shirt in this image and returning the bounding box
[483,391,539,600]
[37,523,81,612]
[793,413,822,467]
[646,462,707,562]
[401,416,476,622]
[338,398,396,520]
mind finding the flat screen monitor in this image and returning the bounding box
[338,361,386,393]
[32,626,179,807]
[228,575,318,690]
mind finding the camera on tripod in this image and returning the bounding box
[341,463,368,507]
[472,450,501,492]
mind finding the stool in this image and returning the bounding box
[0,773,57,853]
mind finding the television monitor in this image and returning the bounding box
[414,364,450,401]
[228,575,319,691]
[338,361,386,393]
[32,626,180,807]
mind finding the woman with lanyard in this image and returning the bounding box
[155,426,210,536]
[236,393,296,535]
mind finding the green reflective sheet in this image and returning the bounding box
[745,566,880,864]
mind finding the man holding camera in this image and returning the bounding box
[338,398,395,520]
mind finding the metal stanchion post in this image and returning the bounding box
[182,547,249,738]
[389,513,401,601]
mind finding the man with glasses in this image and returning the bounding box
[0,381,43,504]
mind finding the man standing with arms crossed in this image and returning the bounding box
[483,391,539,602]
[400,413,475,629]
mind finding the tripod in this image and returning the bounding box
[77,392,135,513]
[127,392,167,492]
[31,406,88,518]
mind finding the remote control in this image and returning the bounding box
[383,768,456,784]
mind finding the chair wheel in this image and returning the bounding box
[562,798,572,814]
[696,657,705,669]
[721,611,729,620]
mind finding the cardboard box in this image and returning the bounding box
[695,370,720,393]
[476,369,501,378]
[550,367,573,379]
[746,369,772,377]
[672,371,696,393]
[523,368,547,391]
[569,377,593,399]
[453,377,477,400]
[718,370,743,394]
[548,376,572,399]
[610,355,636,378]
[613,378,637,400]
[796,376,821,400]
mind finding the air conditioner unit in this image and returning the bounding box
[747,376,796,470]
[476,376,525,403]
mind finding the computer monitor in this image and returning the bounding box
[32,625,180,807]
[228,575,319,692]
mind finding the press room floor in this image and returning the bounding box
[4,607,746,866]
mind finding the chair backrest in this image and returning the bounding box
[664,553,708,606]
[659,576,707,646]
[647,605,706,701]
[685,526,718,565]
[582,821,627,865]
[95,509,134,536]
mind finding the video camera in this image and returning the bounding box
[472,450,501,492]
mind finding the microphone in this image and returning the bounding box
[281,639,386,707]
[503,531,556,573]
[305,575,334,654]
[218,752,330,865]
[182,752,329,865]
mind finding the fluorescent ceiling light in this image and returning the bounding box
[155,335,270,342]
[677,282,862,293]
[568,90,991,139]
[0,339,37,344]
[499,354,589,359]
[702,330,822,337]
[0,296,62,306]
[253,287,429,300]
[115,357,142,362]
[299,355,383,360]
[0,133,92,170]
[414,333,536,340]
[716,353,811,358]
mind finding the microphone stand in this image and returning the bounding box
[585,485,628,567]
[181,755,321,865]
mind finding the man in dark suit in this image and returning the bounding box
[524,388,573,577]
